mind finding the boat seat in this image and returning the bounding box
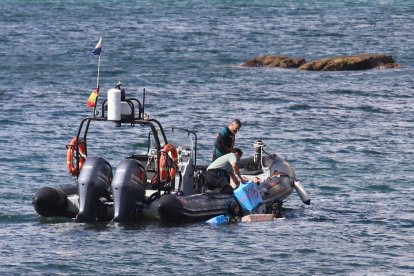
[238,157,264,175]
[239,168,263,176]
[126,154,156,171]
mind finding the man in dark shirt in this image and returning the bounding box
[212,119,241,161]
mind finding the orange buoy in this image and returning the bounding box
[159,144,178,182]
[66,137,86,175]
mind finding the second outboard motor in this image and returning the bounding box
[76,157,113,222]
[112,159,147,222]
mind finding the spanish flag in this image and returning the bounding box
[86,87,99,108]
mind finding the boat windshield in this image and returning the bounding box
[161,127,196,153]
[80,121,156,167]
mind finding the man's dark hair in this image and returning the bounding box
[232,147,243,156]
[232,119,241,128]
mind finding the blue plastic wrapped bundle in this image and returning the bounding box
[206,214,229,225]
[233,180,263,212]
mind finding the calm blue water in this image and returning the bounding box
[1,0,413,274]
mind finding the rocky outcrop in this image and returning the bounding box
[243,53,401,71]
[298,54,400,71]
[242,55,306,68]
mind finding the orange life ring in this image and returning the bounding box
[159,144,178,182]
[66,137,86,175]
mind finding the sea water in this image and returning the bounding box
[0,0,413,274]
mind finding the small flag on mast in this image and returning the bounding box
[92,37,103,56]
[86,87,99,108]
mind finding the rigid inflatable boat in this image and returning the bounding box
[33,83,310,223]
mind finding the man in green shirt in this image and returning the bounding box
[205,148,245,194]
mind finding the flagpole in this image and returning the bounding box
[93,55,101,117]
[92,36,102,117]
[96,55,101,88]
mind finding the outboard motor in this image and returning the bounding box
[112,159,147,222]
[76,157,113,222]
